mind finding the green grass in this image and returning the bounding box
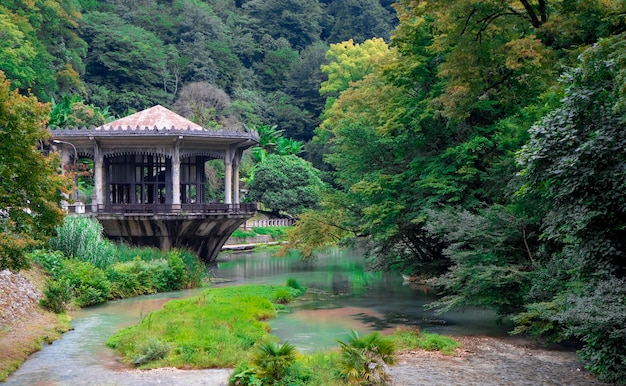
[389,326,461,355]
[231,226,290,240]
[106,284,304,369]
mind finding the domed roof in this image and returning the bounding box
[95,105,203,132]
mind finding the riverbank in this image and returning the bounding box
[2,263,612,385]
[0,269,70,381]
[14,335,604,386]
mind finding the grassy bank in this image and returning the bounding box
[106,280,461,386]
[1,216,210,381]
[106,282,307,368]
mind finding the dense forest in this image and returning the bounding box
[1,0,626,383]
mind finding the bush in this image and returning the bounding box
[29,249,66,278]
[553,277,626,384]
[273,289,294,304]
[132,338,172,366]
[30,248,111,307]
[336,330,395,385]
[64,259,111,307]
[165,250,187,290]
[107,259,153,298]
[39,278,72,313]
[253,341,298,383]
[286,278,307,295]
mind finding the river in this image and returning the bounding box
[4,248,511,384]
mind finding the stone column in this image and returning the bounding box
[224,147,232,204]
[233,151,240,205]
[92,139,104,211]
[172,137,182,207]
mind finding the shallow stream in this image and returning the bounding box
[5,248,511,384]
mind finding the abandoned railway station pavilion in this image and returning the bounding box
[49,105,259,263]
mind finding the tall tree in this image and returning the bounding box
[0,72,70,271]
[324,0,395,43]
[80,11,172,114]
[516,33,626,383]
[243,0,324,50]
[248,154,323,216]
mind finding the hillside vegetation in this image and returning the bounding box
[1,0,626,383]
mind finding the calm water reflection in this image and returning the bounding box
[5,248,510,384]
[214,248,511,352]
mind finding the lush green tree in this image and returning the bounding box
[0,8,42,92]
[320,38,391,104]
[248,154,323,216]
[253,48,299,91]
[324,0,394,43]
[49,94,113,128]
[515,33,626,382]
[283,43,329,140]
[0,72,70,271]
[0,0,87,99]
[243,0,324,50]
[80,11,172,114]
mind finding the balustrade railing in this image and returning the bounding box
[64,202,257,215]
[244,218,295,228]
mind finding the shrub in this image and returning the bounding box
[178,248,207,288]
[107,260,148,298]
[132,338,172,366]
[63,259,111,307]
[286,278,307,295]
[553,277,626,384]
[230,362,263,386]
[39,278,72,313]
[336,330,395,385]
[252,341,298,383]
[28,249,66,278]
[273,289,294,304]
[165,250,187,290]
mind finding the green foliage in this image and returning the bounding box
[63,259,111,307]
[80,11,172,114]
[425,207,534,317]
[107,285,304,368]
[231,341,315,386]
[336,330,395,385]
[31,242,206,308]
[249,154,323,216]
[272,289,294,304]
[49,94,113,128]
[49,216,115,268]
[132,338,172,366]
[106,252,189,298]
[39,277,72,313]
[389,327,460,356]
[553,278,626,383]
[0,72,69,271]
[514,33,626,382]
[252,340,298,383]
[285,278,306,295]
[0,1,87,99]
[243,0,324,50]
